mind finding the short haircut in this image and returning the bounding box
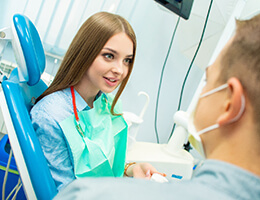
[219,13,260,131]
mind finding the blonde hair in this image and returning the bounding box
[36,12,136,115]
[219,13,260,130]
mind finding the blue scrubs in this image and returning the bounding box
[54,160,260,200]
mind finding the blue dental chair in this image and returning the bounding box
[0,14,58,199]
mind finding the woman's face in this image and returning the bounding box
[83,32,133,94]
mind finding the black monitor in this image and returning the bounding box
[154,0,194,20]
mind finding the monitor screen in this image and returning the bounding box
[154,0,194,20]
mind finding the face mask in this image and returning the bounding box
[188,83,245,158]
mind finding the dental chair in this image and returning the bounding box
[0,14,58,199]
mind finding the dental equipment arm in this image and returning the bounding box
[126,111,194,180]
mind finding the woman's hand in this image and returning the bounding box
[125,162,166,179]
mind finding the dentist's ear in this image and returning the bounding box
[217,77,245,126]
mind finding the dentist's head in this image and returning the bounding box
[188,14,260,172]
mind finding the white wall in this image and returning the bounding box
[0,0,259,144]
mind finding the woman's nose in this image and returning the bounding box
[112,61,124,75]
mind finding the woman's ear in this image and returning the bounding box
[217,77,245,126]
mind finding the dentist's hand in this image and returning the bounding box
[125,162,166,179]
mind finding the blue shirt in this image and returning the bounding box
[54,160,260,200]
[30,88,94,191]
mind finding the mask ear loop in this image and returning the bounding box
[200,83,229,98]
[196,84,229,136]
[198,84,246,135]
[228,94,246,124]
[197,124,219,136]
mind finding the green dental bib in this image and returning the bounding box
[60,93,127,178]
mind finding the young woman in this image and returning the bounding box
[31,12,160,191]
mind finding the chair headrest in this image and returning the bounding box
[12,14,45,86]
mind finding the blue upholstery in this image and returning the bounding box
[1,14,58,199]
[0,135,26,199]
[12,14,45,86]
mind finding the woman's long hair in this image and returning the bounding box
[36,12,136,115]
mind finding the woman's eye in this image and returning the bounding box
[103,53,114,60]
[124,58,133,65]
